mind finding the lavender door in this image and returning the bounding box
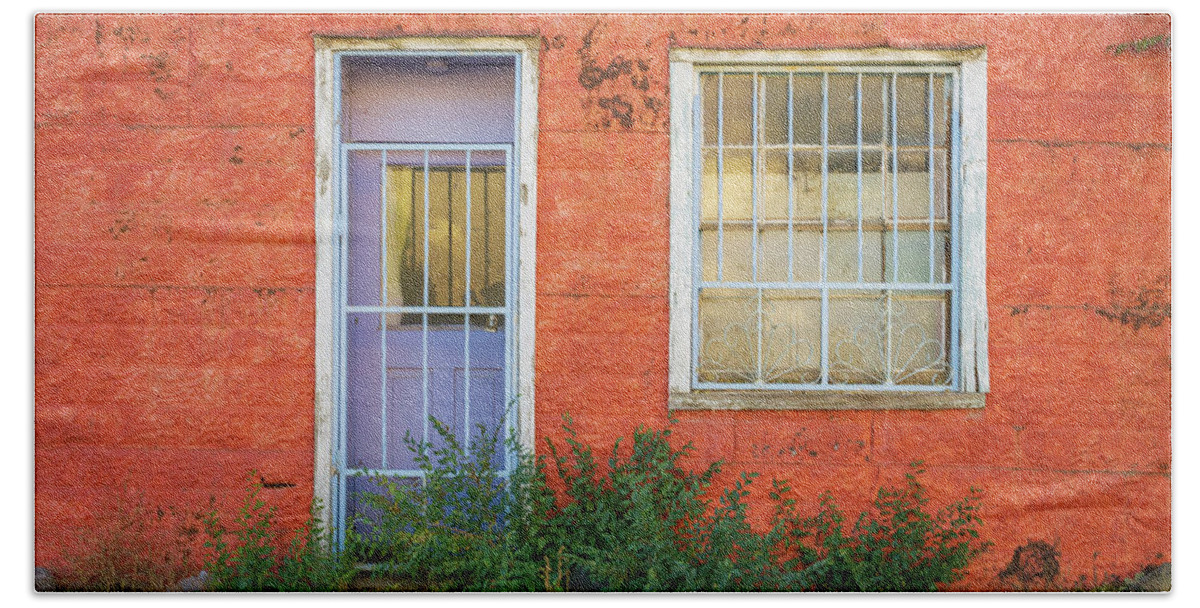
[336,54,517,522]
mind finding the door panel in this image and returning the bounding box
[338,54,517,532]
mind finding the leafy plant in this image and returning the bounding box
[545,415,804,591]
[350,419,559,591]
[201,472,355,591]
[775,464,990,591]
[352,415,988,592]
[53,491,201,591]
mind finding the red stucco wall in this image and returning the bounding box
[34,13,1171,589]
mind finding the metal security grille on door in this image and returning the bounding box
[333,53,519,537]
[693,67,961,390]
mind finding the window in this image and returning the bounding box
[313,37,539,544]
[667,49,987,410]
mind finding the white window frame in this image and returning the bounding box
[667,48,987,411]
[312,36,539,519]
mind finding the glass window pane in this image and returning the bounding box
[896,230,930,284]
[721,226,755,283]
[896,74,929,147]
[722,74,754,146]
[761,74,790,145]
[827,230,860,283]
[861,152,885,222]
[828,290,887,385]
[762,149,790,220]
[891,292,951,385]
[702,73,720,146]
[791,75,822,145]
[791,229,821,283]
[792,150,822,220]
[827,151,859,221]
[933,149,949,220]
[700,149,720,222]
[697,288,758,383]
[896,151,930,220]
[860,75,886,144]
[828,74,858,146]
[691,68,957,389]
[759,227,789,282]
[933,75,950,149]
[722,149,753,221]
[862,228,884,282]
[700,227,719,283]
[761,289,821,384]
[934,229,950,283]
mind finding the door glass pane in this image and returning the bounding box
[469,155,507,307]
[341,55,515,144]
[383,154,507,308]
[347,151,382,307]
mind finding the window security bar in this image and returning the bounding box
[337,143,515,491]
[692,68,960,391]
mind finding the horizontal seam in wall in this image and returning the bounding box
[714,459,1170,479]
[36,283,315,292]
[865,460,1171,478]
[35,445,313,454]
[541,127,667,135]
[537,291,666,299]
[34,122,313,131]
[991,137,1171,151]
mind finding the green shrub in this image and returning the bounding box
[545,415,804,591]
[201,473,356,591]
[773,465,990,591]
[351,415,988,592]
[350,419,560,591]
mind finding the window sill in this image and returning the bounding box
[668,390,986,412]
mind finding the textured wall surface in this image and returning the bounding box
[34,13,1171,589]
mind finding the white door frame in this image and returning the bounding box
[313,36,539,540]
